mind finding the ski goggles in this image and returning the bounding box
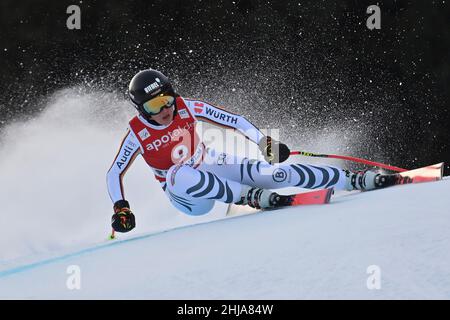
[142,94,175,115]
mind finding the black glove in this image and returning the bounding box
[258,136,291,164]
[111,200,135,233]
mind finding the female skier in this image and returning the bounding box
[107,69,386,233]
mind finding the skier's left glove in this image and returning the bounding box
[111,200,136,233]
[258,136,291,164]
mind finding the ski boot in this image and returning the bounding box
[235,186,293,209]
[345,169,402,191]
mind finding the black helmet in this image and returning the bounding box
[128,69,176,119]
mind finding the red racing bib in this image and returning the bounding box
[129,97,203,182]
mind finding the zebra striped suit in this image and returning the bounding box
[165,148,346,215]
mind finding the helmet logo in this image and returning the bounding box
[144,80,161,94]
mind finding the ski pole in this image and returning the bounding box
[290,150,407,172]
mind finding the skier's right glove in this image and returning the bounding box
[258,136,291,164]
[111,200,136,233]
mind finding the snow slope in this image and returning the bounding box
[0,88,448,299]
[1,178,449,299]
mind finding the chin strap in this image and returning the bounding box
[142,116,163,126]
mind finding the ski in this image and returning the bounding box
[288,187,333,206]
[397,162,443,182]
[226,188,333,216]
[377,162,444,188]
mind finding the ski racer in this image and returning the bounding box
[106,69,389,233]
